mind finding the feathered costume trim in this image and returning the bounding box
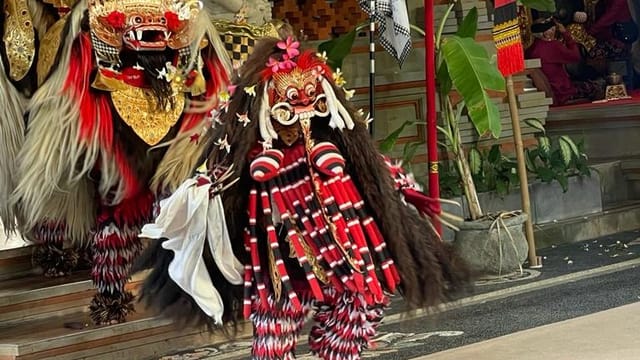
[26,0,58,42]
[0,56,26,232]
[151,12,231,193]
[11,0,231,244]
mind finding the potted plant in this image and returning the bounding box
[317,0,556,276]
[434,0,554,276]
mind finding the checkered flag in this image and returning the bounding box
[358,0,412,67]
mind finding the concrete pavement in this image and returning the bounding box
[417,301,640,360]
[158,230,640,359]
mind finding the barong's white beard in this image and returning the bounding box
[0,58,27,233]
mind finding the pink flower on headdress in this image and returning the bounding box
[266,56,296,73]
[266,57,281,73]
[277,36,300,59]
[279,54,296,70]
[265,37,301,73]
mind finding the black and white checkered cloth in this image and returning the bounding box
[358,0,412,67]
[90,32,120,65]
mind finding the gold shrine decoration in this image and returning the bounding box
[3,0,36,81]
[213,19,281,68]
[111,85,185,145]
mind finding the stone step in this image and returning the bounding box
[0,307,230,360]
[612,160,640,199]
[0,271,147,326]
[534,201,640,249]
[0,246,35,282]
[0,273,93,326]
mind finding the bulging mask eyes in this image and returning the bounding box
[286,88,299,102]
[305,84,316,98]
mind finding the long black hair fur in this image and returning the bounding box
[134,37,473,331]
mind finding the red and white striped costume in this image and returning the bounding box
[137,37,471,359]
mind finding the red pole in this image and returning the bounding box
[425,0,441,234]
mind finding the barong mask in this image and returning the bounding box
[257,38,355,147]
[88,0,208,102]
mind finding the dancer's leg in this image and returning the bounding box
[309,288,385,360]
[251,294,309,360]
[31,222,79,277]
[89,191,153,324]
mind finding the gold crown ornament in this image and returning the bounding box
[88,0,203,51]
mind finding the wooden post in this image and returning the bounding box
[506,75,538,267]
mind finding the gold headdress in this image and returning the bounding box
[88,0,203,50]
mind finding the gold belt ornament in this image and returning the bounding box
[3,0,36,81]
[111,85,186,145]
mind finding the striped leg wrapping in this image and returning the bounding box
[89,223,142,324]
[89,192,153,324]
[251,295,310,360]
[91,223,143,295]
[32,221,79,277]
[309,288,385,360]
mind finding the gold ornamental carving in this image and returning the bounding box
[42,0,78,10]
[605,84,629,100]
[3,0,35,81]
[111,85,185,145]
[37,17,68,86]
[213,19,281,68]
[567,23,597,52]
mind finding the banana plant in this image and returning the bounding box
[435,5,505,220]
[436,0,554,220]
[317,0,556,220]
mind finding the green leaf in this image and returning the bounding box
[456,7,478,39]
[437,140,450,149]
[496,179,508,196]
[379,120,413,153]
[520,0,556,12]
[437,61,452,95]
[559,138,573,166]
[525,149,537,172]
[538,136,551,154]
[488,144,501,163]
[537,167,555,182]
[441,35,505,138]
[524,118,546,134]
[469,147,482,175]
[508,171,519,185]
[436,125,455,149]
[557,174,569,192]
[403,142,421,164]
[318,29,357,70]
[560,135,580,158]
